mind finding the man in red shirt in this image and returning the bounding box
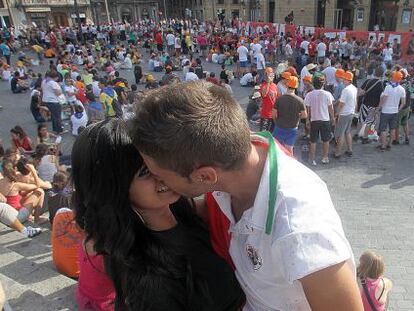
[154,30,163,52]
[259,67,279,132]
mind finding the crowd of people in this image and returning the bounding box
[0,17,408,310]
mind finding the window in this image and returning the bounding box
[402,9,412,25]
[232,0,239,4]
[217,0,224,4]
[0,0,4,8]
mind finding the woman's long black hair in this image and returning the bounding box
[71,119,210,311]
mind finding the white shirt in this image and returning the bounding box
[92,80,101,98]
[317,42,327,58]
[71,110,88,135]
[339,84,358,115]
[322,66,338,86]
[383,47,393,62]
[240,73,254,86]
[64,85,77,102]
[299,66,310,93]
[237,45,249,62]
[252,43,262,57]
[213,136,355,311]
[175,37,181,49]
[256,53,265,70]
[300,40,309,54]
[285,43,293,56]
[185,72,199,81]
[305,89,334,121]
[381,84,406,114]
[277,81,288,95]
[166,33,175,46]
[42,79,61,103]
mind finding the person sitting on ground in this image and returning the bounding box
[32,143,59,183]
[11,71,29,94]
[358,251,393,311]
[0,160,46,224]
[206,72,220,86]
[51,182,82,279]
[71,103,88,136]
[48,171,71,225]
[240,71,257,87]
[0,194,41,238]
[30,83,49,123]
[72,119,244,311]
[10,126,34,154]
[160,66,180,86]
[144,74,159,89]
[185,67,199,81]
[246,90,261,122]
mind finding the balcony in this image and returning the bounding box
[21,0,89,6]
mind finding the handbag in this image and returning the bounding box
[360,277,378,311]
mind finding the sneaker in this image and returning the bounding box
[310,160,317,166]
[321,157,330,164]
[361,138,371,144]
[405,138,410,145]
[392,140,399,145]
[23,226,42,238]
[345,151,353,157]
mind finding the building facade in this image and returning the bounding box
[165,0,414,32]
[90,0,159,25]
[20,0,91,28]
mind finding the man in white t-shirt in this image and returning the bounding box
[131,81,363,311]
[334,71,357,158]
[316,39,327,63]
[382,43,393,64]
[305,73,335,165]
[240,71,257,87]
[256,49,266,83]
[322,60,338,93]
[185,67,199,81]
[166,30,176,56]
[237,43,249,77]
[378,71,406,150]
[300,36,310,55]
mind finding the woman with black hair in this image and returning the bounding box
[71,119,244,311]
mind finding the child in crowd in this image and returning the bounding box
[358,251,393,311]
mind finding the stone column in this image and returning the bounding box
[324,0,337,29]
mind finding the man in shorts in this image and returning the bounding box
[396,68,411,145]
[237,42,249,78]
[130,80,363,311]
[272,76,307,153]
[358,67,385,144]
[334,71,358,158]
[305,73,335,165]
[378,71,406,151]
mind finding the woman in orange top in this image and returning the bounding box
[52,207,84,278]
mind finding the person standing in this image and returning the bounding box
[317,39,327,64]
[0,40,11,65]
[42,71,64,134]
[358,67,385,144]
[378,71,406,151]
[334,71,358,158]
[272,76,307,153]
[305,73,335,165]
[256,47,266,83]
[237,42,249,78]
[166,30,176,56]
[259,67,278,132]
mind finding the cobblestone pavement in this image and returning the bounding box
[0,51,413,310]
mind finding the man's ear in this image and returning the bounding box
[189,166,219,185]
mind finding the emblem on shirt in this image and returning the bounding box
[246,244,263,270]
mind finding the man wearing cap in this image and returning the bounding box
[377,71,406,150]
[299,62,317,95]
[272,76,307,153]
[333,68,345,105]
[305,73,335,165]
[378,71,406,150]
[334,71,358,158]
[160,66,180,86]
[277,71,291,95]
[259,67,278,131]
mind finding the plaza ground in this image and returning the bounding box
[0,51,413,310]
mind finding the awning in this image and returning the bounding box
[26,7,51,13]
